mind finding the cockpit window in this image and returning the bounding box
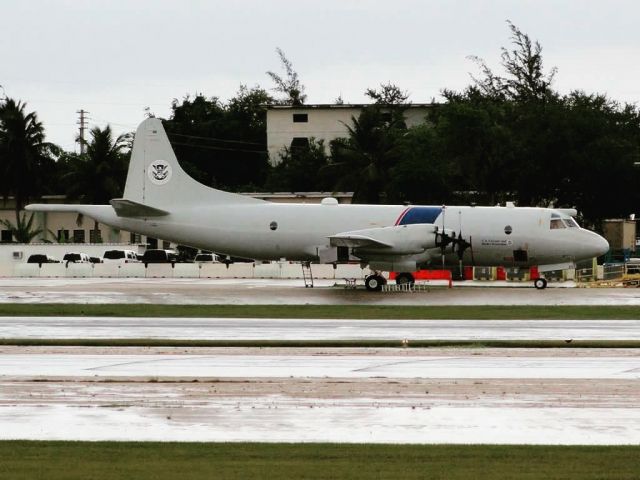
[563,218,579,228]
[550,219,566,229]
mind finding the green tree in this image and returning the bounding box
[365,82,410,105]
[1,212,42,243]
[467,20,557,102]
[0,98,57,223]
[387,124,459,205]
[163,86,272,191]
[266,48,306,105]
[61,125,129,239]
[328,106,406,203]
[266,139,330,192]
[433,22,640,225]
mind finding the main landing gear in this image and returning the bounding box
[365,273,387,291]
[533,277,548,290]
[395,272,415,286]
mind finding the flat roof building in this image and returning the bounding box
[266,103,433,165]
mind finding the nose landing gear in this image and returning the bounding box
[534,277,548,290]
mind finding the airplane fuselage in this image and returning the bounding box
[72,202,607,270]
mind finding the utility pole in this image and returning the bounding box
[76,109,89,154]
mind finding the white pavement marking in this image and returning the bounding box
[1,353,638,379]
[2,317,640,341]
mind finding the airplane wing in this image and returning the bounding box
[329,233,394,249]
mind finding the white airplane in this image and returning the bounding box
[27,118,609,290]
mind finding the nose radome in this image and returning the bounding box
[588,232,609,257]
[595,234,610,257]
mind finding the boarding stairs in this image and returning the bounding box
[301,261,314,288]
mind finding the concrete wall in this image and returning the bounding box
[5,260,373,280]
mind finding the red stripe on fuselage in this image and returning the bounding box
[394,207,410,225]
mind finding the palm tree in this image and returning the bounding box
[62,125,129,240]
[1,212,42,243]
[0,98,56,223]
[328,106,404,203]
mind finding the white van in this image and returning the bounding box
[194,253,220,263]
[103,249,139,264]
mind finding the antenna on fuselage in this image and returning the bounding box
[458,210,463,278]
[441,205,446,270]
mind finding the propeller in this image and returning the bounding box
[438,205,448,270]
[434,208,475,277]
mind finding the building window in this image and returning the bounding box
[1,230,12,243]
[130,232,141,244]
[381,112,392,123]
[57,230,70,243]
[292,113,308,123]
[162,240,171,250]
[73,229,85,243]
[147,237,158,249]
[89,229,102,243]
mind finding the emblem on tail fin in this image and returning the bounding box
[147,160,172,185]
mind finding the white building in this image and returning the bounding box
[266,103,433,165]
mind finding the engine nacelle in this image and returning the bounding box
[347,223,439,255]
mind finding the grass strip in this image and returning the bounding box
[0,441,638,480]
[2,338,640,348]
[0,304,639,319]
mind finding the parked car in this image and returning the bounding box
[140,249,178,265]
[62,252,91,264]
[89,256,103,264]
[194,253,220,263]
[26,254,60,265]
[103,249,139,263]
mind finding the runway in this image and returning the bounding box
[2,317,640,341]
[1,277,640,305]
[1,347,638,444]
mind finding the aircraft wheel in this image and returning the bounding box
[365,274,385,292]
[395,273,415,286]
[534,278,548,290]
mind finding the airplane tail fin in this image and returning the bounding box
[119,118,262,212]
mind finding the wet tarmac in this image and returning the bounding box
[1,277,640,305]
[2,317,640,341]
[2,277,638,445]
[1,351,639,379]
[1,347,638,444]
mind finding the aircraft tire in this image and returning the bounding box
[365,274,385,292]
[395,273,415,286]
[534,278,548,290]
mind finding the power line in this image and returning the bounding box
[169,141,266,155]
[167,131,265,147]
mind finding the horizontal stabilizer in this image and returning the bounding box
[110,199,169,217]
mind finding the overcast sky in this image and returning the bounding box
[2,0,639,151]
